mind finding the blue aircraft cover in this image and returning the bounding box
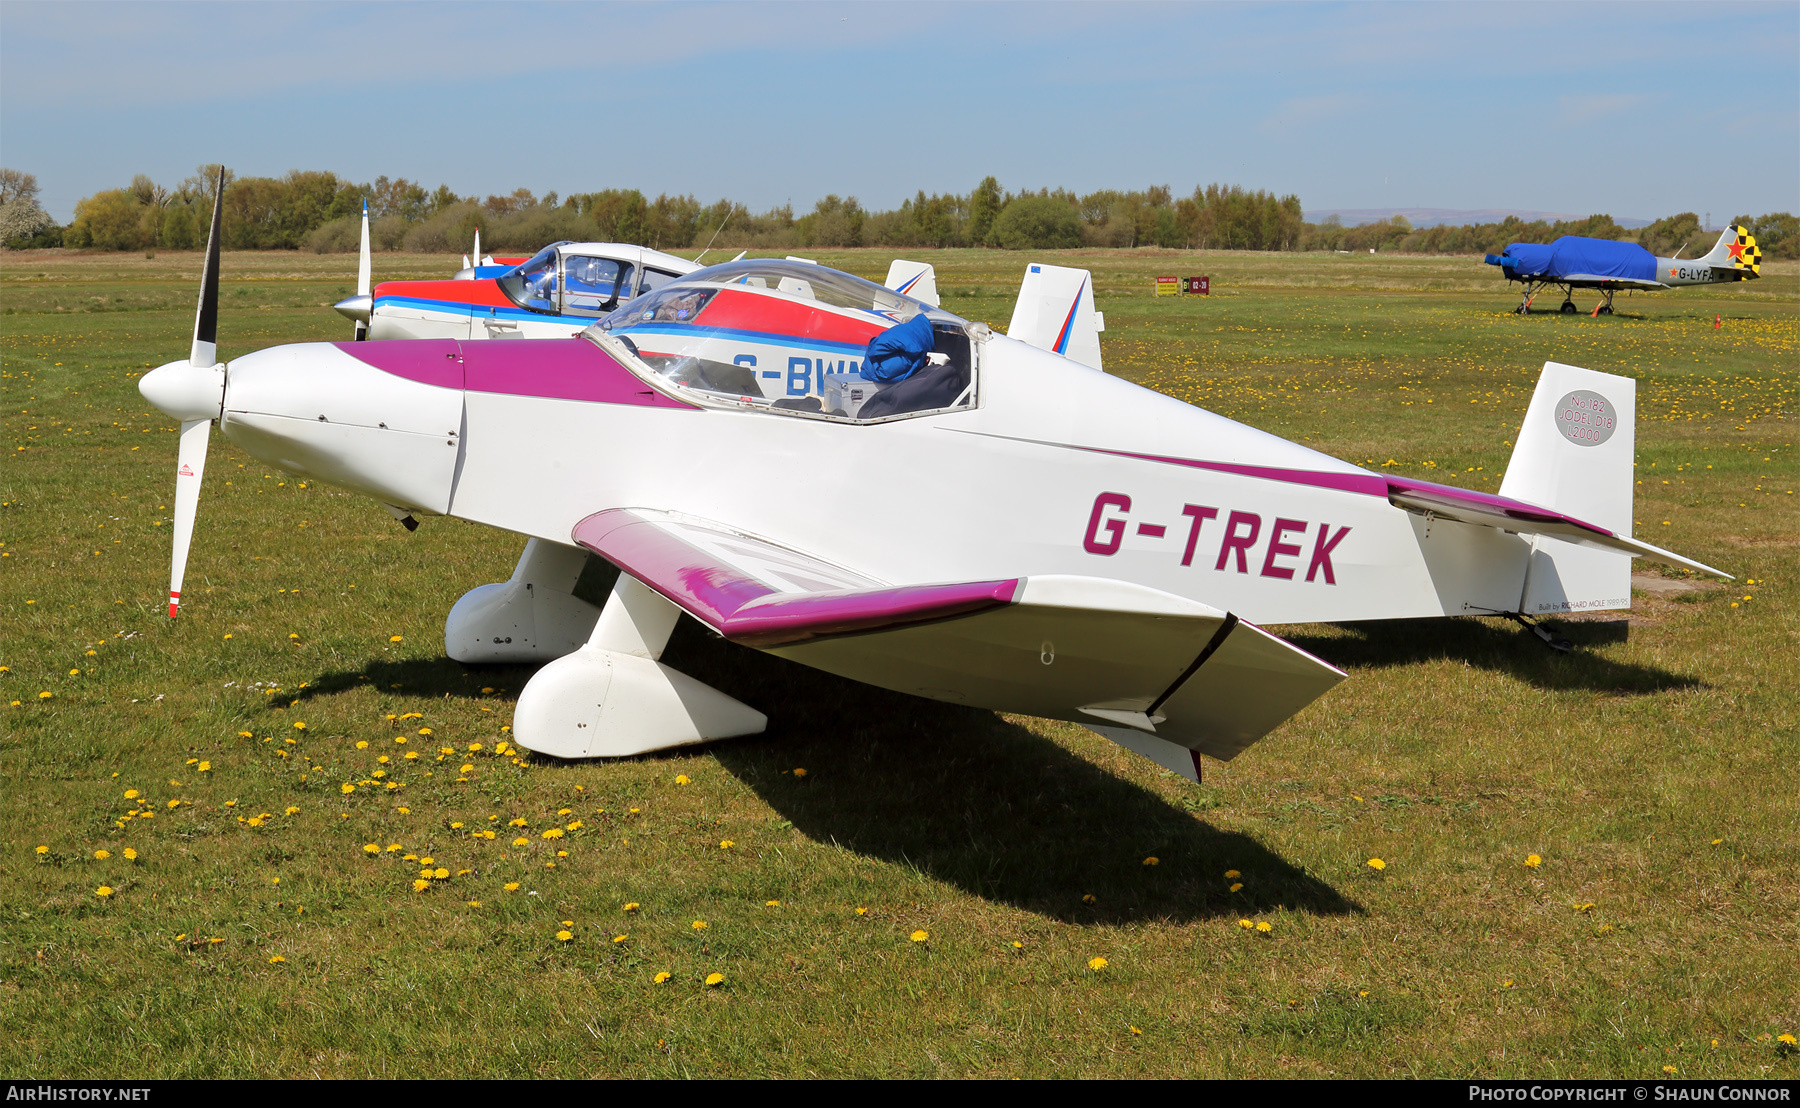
[862,311,936,383]
[1502,236,1656,282]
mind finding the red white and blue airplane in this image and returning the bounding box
[140,179,1728,782]
[334,235,703,341]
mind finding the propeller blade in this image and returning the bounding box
[354,198,371,341]
[189,167,225,368]
[167,418,211,617]
[142,165,227,618]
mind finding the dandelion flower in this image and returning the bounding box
[691,920,708,931]
[94,849,111,860]
[704,972,724,987]
[624,902,640,912]
[123,848,137,861]
[855,907,867,916]
[461,764,474,773]
[1012,941,1023,949]
[504,882,521,892]
[1089,957,1108,970]
[718,839,734,850]
[653,971,671,984]
[553,929,574,942]
[1143,856,1159,866]
[792,767,807,778]
[1129,1026,1143,1036]
[541,828,564,840]
[96,886,113,897]
[1082,894,1097,904]
[198,762,211,772]
[39,692,52,700]
[124,789,139,800]
[363,843,379,854]
[389,635,403,642]
[35,845,48,855]
[612,934,628,944]
[1255,921,1272,933]
[1229,882,1243,893]
[512,837,529,847]
[765,900,780,907]
[269,955,286,964]
[910,930,929,942]
[675,774,690,785]
[1224,869,1240,879]
[1524,854,1542,868]
[1710,838,1723,846]
[340,784,355,795]
[412,879,429,892]
[434,868,449,880]
[1663,1066,1677,1075]
[293,721,306,731]
[1778,1034,1797,1046]
[1367,858,1386,871]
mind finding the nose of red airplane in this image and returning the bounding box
[333,294,372,323]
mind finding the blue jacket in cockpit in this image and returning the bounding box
[860,312,936,383]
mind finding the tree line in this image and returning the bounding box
[3,165,1794,259]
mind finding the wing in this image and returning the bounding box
[1557,274,1670,291]
[573,508,1345,772]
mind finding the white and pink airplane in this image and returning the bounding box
[140,184,1728,782]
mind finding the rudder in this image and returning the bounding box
[1498,362,1636,615]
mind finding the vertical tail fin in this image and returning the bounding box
[1498,362,1637,614]
[1006,262,1105,371]
[1699,224,1761,276]
[884,260,939,307]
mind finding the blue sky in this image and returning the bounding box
[4,1,1796,224]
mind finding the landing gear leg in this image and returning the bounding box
[511,574,766,759]
[1515,282,1537,314]
[1502,612,1572,653]
[1593,288,1616,316]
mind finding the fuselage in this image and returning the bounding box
[216,326,1533,630]
[360,243,699,341]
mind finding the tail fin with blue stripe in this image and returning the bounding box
[1007,262,1104,370]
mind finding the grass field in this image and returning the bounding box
[1,246,1795,1078]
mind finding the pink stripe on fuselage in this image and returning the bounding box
[1038,440,1610,536]
[335,338,698,409]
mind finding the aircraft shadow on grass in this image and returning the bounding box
[1283,616,1703,696]
[301,617,1361,925]
[661,622,1361,926]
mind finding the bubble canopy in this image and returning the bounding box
[587,260,975,420]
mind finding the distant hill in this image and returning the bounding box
[1304,207,1654,230]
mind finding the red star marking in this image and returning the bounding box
[1669,268,1678,277]
[1727,241,1746,259]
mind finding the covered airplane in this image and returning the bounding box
[139,180,1728,784]
[1485,225,1761,315]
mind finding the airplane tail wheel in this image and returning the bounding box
[1560,301,1577,314]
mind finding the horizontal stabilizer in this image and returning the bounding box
[1387,475,1729,579]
